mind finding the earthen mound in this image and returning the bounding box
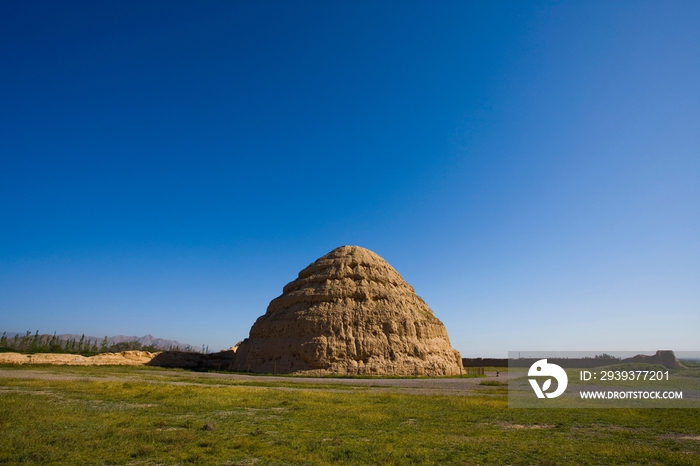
[234,246,463,375]
[0,351,157,366]
[622,350,686,369]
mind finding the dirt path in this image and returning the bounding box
[0,368,509,396]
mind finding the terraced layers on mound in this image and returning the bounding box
[234,246,463,375]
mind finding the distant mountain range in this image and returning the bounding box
[3,332,196,351]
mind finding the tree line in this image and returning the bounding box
[0,331,191,355]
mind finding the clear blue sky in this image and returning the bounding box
[1,1,698,356]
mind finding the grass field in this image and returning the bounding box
[1,365,699,465]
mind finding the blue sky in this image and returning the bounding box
[1,1,698,356]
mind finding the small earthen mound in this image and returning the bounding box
[234,246,463,375]
[622,350,686,369]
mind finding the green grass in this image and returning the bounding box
[1,365,699,465]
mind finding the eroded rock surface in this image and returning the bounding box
[234,246,463,375]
